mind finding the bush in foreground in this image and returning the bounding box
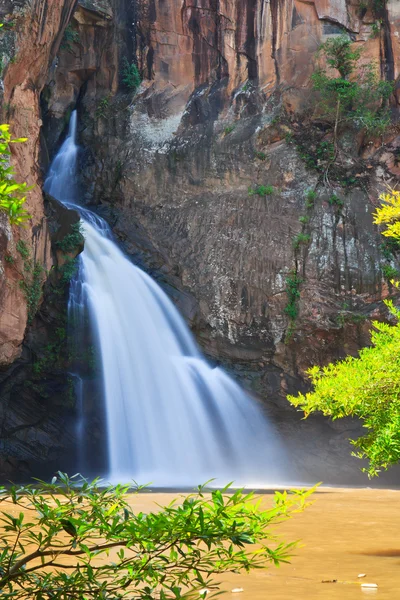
[0,473,312,599]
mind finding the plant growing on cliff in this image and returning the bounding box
[287,188,400,476]
[16,239,44,324]
[55,222,84,253]
[0,473,312,599]
[312,36,393,139]
[0,124,31,225]
[59,256,79,284]
[292,233,310,251]
[248,185,275,197]
[95,95,111,120]
[61,24,80,52]
[121,57,141,93]
[284,271,303,322]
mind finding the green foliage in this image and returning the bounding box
[288,301,400,477]
[312,36,394,136]
[358,0,368,14]
[61,24,80,51]
[374,190,400,239]
[336,311,367,327]
[285,131,294,143]
[380,238,400,261]
[254,150,267,161]
[0,473,312,600]
[305,189,317,208]
[95,95,111,120]
[59,257,79,284]
[317,35,361,79]
[248,185,275,197]
[292,232,311,251]
[328,194,344,209]
[370,19,382,38]
[121,57,141,93]
[4,253,14,263]
[0,124,31,225]
[288,186,400,476]
[32,342,61,376]
[19,261,44,324]
[299,215,310,224]
[16,240,43,323]
[16,239,29,259]
[294,138,335,172]
[284,271,303,321]
[224,124,235,135]
[55,222,84,253]
[382,263,399,282]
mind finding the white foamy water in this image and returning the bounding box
[45,112,289,487]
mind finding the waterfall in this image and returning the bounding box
[45,112,289,486]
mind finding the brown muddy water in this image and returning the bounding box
[132,488,400,600]
[5,487,400,598]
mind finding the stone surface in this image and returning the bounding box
[42,0,400,394]
[0,0,77,366]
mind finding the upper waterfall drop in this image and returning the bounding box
[45,111,289,487]
[44,110,78,203]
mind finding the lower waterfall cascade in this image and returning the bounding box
[44,111,289,487]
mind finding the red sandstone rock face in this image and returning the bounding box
[0,0,76,366]
[136,0,398,107]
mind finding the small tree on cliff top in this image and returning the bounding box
[0,473,312,599]
[312,35,393,138]
[288,188,400,477]
[0,124,31,225]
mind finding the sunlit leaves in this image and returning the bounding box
[0,123,31,225]
[0,473,312,599]
[288,301,400,477]
[374,189,400,240]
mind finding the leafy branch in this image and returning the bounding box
[0,473,313,599]
[0,124,31,225]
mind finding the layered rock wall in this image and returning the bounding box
[0,0,77,365]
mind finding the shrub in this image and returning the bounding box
[370,19,382,38]
[328,194,344,209]
[224,124,235,135]
[292,233,311,251]
[121,57,141,93]
[382,263,399,282]
[284,271,303,321]
[16,239,29,259]
[380,239,400,261]
[312,35,394,136]
[288,300,400,477]
[61,24,80,51]
[59,257,79,284]
[248,185,275,197]
[16,239,44,323]
[95,95,111,120]
[55,222,84,253]
[305,189,317,208]
[0,473,312,599]
[254,150,267,161]
[0,124,31,225]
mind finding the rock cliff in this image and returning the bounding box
[41,0,400,387]
[0,0,77,365]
